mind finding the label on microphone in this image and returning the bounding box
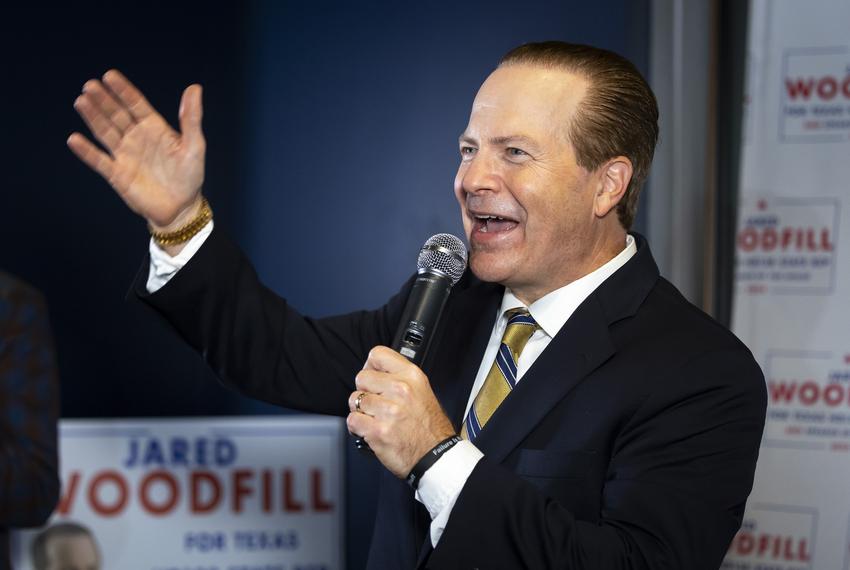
[400,347,417,359]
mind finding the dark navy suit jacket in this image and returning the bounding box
[137,230,766,569]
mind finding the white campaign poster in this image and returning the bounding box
[726,1,850,568]
[12,417,344,570]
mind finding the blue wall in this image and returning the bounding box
[4,2,648,567]
[240,2,648,316]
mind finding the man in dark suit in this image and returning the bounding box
[0,272,61,569]
[68,42,766,568]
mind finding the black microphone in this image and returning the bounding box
[391,233,468,365]
[354,233,468,450]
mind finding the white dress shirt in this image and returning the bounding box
[146,225,636,547]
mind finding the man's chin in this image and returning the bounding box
[468,253,518,286]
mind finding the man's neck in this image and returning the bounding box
[510,230,629,306]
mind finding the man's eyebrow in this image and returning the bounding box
[489,135,538,147]
[457,134,539,147]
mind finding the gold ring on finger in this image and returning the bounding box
[355,391,367,413]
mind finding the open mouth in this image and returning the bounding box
[472,214,519,234]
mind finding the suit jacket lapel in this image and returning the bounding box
[472,294,615,463]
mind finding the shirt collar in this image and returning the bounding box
[499,234,637,338]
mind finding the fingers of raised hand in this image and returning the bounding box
[82,79,135,134]
[67,133,114,182]
[73,92,124,152]
[179,85,205,150]
[102,69,157,121]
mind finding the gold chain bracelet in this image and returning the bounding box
[149,197,213,247]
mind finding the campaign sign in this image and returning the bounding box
[781,47,850,142]
[735,197,839,295]
[12,417,344,570]
[723,504,817,570]
[763,350,850,453]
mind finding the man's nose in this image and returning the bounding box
[460,152,500,195]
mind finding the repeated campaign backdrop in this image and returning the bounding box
[2,2,650,567]
[726,0,850,568]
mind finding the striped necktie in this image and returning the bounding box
[461,308,539,442]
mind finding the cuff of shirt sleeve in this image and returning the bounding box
[414,439,483,546]
[146,220,214,293]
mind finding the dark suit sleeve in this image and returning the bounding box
[429,348,767,570]
[135,228,413,416]
[0,279,60,527]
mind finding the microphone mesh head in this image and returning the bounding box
[417,233,468,286]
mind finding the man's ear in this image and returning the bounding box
[594,157,633,218]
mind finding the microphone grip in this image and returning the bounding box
[390,272,453,365]
[354,271,453,452]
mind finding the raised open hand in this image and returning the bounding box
[67,70,206,232]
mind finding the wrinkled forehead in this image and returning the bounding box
[467,64,589,138]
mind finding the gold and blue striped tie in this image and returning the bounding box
[461,308,539,442]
